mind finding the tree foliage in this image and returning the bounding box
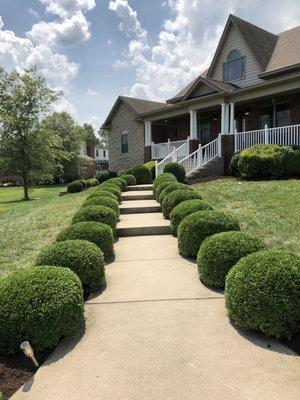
[0,68,60,199]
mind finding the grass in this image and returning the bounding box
[193,178,300,254]
[0,185,88,278]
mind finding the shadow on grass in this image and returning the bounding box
[228,320,298,356]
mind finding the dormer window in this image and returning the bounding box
[223,50,245,82]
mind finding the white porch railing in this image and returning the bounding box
[177,135,221,177]
[155,138,190,176]
[151,138,189,160]
[235,124,300,152]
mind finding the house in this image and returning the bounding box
[80,139,109,177]
[103,14,300,175]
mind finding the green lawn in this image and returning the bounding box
[0,185,88,278]
[193,178,300,254]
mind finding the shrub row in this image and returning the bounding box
[230,144,300,180]
[0,179,122,355]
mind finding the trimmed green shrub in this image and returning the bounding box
[163,162,186,182]
[281,146,300,177]
[97,185,122,202]
[178,210,240,258]
[67,180,84,193]
[105,178,123,190]
[121,174,137,186]
[77,179,87,188]
[155,180,176,201]
[106,177,127,191]
[229,152,240,177]
[37,240,105,292]
[153,172,176,187]
[198,231,266,288]
[108,170,118,178]
[0,266,84,355]
[86,178,99,187]
[225,250,300,339]
[83,196,119,217]
[159,182,192,204]
[131,164,152,184]
[87,189,119,202]
[57,221,114,260]
[170,199,213,236]
[162,189,202,219]
[144,160,156,179]
[95,170,110,183]
[237,144,284,180]
[72,205,117,233]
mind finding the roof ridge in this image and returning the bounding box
[230,14,277,38]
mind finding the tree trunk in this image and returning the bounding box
[22,171,30,201]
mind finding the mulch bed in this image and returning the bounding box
[0,349,53,399]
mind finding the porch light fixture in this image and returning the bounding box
[244,111,250,116]
[20,341,39,367]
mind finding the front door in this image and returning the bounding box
[200,118,211,144]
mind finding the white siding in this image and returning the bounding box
[210,24,262,88]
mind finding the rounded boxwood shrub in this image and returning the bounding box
[225,250,300,339]
[0,266,84,355]
[155,180,176,201]
[107,177,127,191]
[131,164,152,184]
[57,221,114,260]
[67,180,84,193]
[77,179,87,188]
[229,152,240,177]
[153,172,176,187]
[163,162,186,183]
[144,160,156,179]
[178,210,240,258]
[162,189,202,219]
[37,240,105,293]
[97,185,122,202]
[198,231,266,288]
[95,170,110,183]
[86,178,99,187]
[83,196,119,217]
[280,145,300,177]
[159,182,192,204]
[170,199,213,236]
[121,174,137,186]
[237,144,284,180]
[72,205,117,233]
[87,189,118,202]
[105,178,123,190]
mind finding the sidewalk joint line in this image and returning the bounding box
[86,296,224,305]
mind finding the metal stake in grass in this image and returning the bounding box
[20,341,39,367]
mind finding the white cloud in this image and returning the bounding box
[28,12,91,47]
[87,114,101,130]
[86,88,98,96]
[39,0,96,19]
[53,97,79,119]
[111,0,300,102]
[0,17,78,92]
[109,0,146,38]
[29,8,40,19]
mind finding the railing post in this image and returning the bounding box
[198,144,202,167]
[218,134,222,155]
[155,160,158,177]
[151,141,154,160]
[264,124,269,144]
[186,136,190,156]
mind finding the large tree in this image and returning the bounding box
[41,111,84,182]
[0,68,60,200]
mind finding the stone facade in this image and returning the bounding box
[108,102,145,172]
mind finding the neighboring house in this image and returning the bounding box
[79,139,109,176]
[103,14,300,175]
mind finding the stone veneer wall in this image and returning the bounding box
[108,102,145,172]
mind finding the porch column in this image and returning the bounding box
[144,121,152,146]
[229,103,235,134]
[221,103,226,134]
[189,110,198,140]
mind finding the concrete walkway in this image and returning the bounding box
[12,185,300,400]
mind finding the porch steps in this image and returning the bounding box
[116,213,171,237]
[122,190,154,201]
[127,184,153,191]
[187,157,224,180]
[120,200,161,214]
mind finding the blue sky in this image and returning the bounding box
[0,0,300,130]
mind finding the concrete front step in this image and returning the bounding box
[127,184,153,191]
[117,213,171,237]
[122,190,154,201]
[120,200,161,214]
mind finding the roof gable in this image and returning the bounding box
[207,15,278,77]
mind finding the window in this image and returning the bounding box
[259,103,291,129]
[103,150,106,158]
[95,149,99,158]
[260,106,274,129]
[121,132,128,153]
[223,50,245,82]
[276,103,291,127]
[200,118,211,144]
